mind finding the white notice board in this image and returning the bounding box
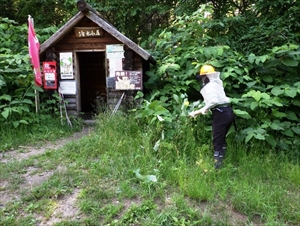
[106,44,124,77]
[59,81,76,95]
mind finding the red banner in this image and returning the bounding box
[28,16,42,86]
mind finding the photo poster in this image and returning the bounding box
[60,52,74,79]
[106,44,124,77]
[115,71,142,90]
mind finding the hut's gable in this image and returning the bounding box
[40,2,156,64]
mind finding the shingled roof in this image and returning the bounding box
[40,0,156,65]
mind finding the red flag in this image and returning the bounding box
[28,16,42,86]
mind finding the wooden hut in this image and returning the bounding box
[39,0,156,118]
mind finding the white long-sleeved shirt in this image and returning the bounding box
[199,72,230,113]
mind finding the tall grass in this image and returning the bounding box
[0,115,83,151]
[0,112,299,225]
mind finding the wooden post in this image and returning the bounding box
[35,89,40,113]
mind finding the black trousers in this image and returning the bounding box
[211,106,234,156]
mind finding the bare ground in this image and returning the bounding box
[0,126,93,225]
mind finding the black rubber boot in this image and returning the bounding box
[214,151,223,169]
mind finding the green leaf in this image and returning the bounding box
[292,99,300,106]
[10,100,22,105]
[13,121,19,128]
[285,88,297,98]
[270,122,284,130]
[266,135,276,148]
[245,133,254,143]
[263,59,279,68]
[172,94,179,103]
[250,101,258,110]
[0,94,12,101]
[234,109,251,119]
[256,55,267,64]
[270,97,283,107]
[1,108,9,118]
[246,81,256,88]
[252,91,262,102]
[261,93,270,100]
[141,108,154,117]
[217,48,224,56]
[292,127,300,135]
[254,133,265,140]
[262,75,273,83]
[283,128,294,137]
[248,53,256,64]
[272,110,286,118]
[21,99,34,104]
[295,82,300,94]
[285,111,297,121]
[281,57,299,67]
[271,87,284,96]
[281,121,291,128]
[34,86,44,92]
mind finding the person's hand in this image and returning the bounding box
[199,108,208,115]
[189,112,197,118]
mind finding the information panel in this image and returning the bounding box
[115,71,142,90]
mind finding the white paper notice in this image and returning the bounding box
[109,58,123,77]
[59,81,76,95]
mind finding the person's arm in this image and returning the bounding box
[189,85,219,117]
[189,108,205,117]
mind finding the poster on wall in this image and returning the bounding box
[115,71,142,90]
[106,44,124,77]
[60,52,74,79]
[59,81,77,95]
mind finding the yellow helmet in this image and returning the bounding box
[199,65,215,75]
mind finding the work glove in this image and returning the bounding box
[188,112,196,118]
[199,108,208,115]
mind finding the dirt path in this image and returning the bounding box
[0,126,94,225]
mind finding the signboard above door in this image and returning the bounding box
[73,27,104,38]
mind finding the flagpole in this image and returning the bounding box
[35,89,39,113]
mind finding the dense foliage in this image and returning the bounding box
[138,3,300,153]
[0,17,61,128]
